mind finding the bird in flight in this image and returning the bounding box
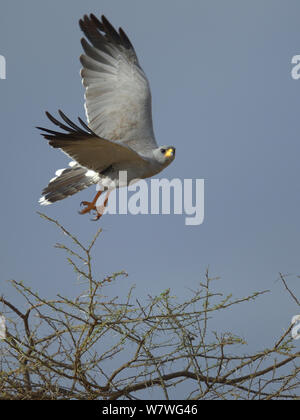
[38,14,176,220]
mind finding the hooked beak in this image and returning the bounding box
[165,147,175,158]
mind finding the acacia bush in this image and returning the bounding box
[0,213,299,400]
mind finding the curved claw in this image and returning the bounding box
[80,201,90,207]
[90,214,102,222]
[79,191,109,220]
[90,208,105,221]
[79,201,97,215]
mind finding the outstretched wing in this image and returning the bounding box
[37,110,148,173]
[79,14,158,153]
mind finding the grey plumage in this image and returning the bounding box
[37,111,102,205]
[40,165,99,205]
[38,14,176,208]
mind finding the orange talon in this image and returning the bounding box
[92,191,111,221]
[79,191,102,216]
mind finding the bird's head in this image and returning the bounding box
[153,146,176,166]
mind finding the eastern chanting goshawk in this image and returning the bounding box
[38,14,176,220]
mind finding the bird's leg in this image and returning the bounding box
[92,190,111,221]
[79,190,103,215]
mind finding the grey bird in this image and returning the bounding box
[37,14,176,220]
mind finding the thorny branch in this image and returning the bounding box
[0,213,299,400]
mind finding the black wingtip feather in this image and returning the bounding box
[90,13,104,31]
[101,15,121,44]
[77,116,92,132]
[119,27,134,50]
[79,14,135,53]
[37,111,96,142]
[58,109,87,134]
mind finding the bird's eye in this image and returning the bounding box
[161,149,166,154]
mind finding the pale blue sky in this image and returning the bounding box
[1,0,300,397]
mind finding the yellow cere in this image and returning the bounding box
[165,148,174,158]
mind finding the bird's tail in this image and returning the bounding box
[39,163,100,205]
